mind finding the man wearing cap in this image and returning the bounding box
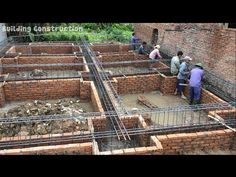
[189,63,204,105]
[148,45,162,69]
[176,56,192,99]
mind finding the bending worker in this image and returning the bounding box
[189,63,204,105]
[148,45,162,69]
[138,41,149,55]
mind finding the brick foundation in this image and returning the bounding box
[91,116,107,132]
[3,78,81,101]
[182,84,226,105]
[0,84,5,107]
[209,109,236,120]
[1,56,84,73]
[160,75,177,95]
[91,44,130,53]
[155,129,235,154]
[7,45,80,54]
[91,82,104,112]
[100,52,169,69]
[0,142,92,155]
[79,81,91,101]
[201,88,226,104]
[114,74,160,94]
[0,79,104,108]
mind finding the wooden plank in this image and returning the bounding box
[137,95,158,109]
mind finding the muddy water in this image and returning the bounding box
[120,91,209,126]
[120,91,187,109]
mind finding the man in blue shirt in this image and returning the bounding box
[130,32,139,50]
[176,56,192,99]
[189,63,204,105]
[138,41,148,55]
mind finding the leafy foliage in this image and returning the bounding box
[26,23,133,43]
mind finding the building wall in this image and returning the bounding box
[134,23,236,84]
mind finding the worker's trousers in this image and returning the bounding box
[189,86,201,104]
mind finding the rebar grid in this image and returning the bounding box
[80,36,130,140]
[0,60,171,68]
[0,102,235,150]
[203,70,236,102]
[0,102,234,124]
[0,119,235,150]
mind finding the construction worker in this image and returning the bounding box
[148,45,162,69]
[130,32,139,50]
[171,51,183,76]
[171,51,183,95]
[189,63,204,105]
[176,56,192,99]
[138,41,149,55]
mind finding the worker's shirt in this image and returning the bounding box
[149,49,161,59]
[130,36,138,44]
[170,56,180,75]
[138,45,148,54]
[189,67,204,87]
[177,62,189,80]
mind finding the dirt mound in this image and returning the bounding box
[0,98,89,137]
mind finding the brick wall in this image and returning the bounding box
[201,88,226,104]
[0,142,93,155]
[137,116,149,147]
[232,135,236,151]
[209,109,236,120]
[3,78,80,101]
[155,129,235,154]
[91,116,107,132]
[120,116,139,129]
[134,23,236,84]
[119,44,130,52]
[100,52,134,61]
[160,75,177,95]
[91,44,130,53]
[1,56,84,73]
[79,81,91,100]
[100,52,169,69]
[114,74,160,94]
[90,82,104,112]
[11,45,77,54]
[110,78,118,93]
[182,84,226,104]
[0,84,5,107]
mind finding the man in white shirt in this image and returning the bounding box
[171,51,183,76]
[148,45,162,69]
[170,51,183,95]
